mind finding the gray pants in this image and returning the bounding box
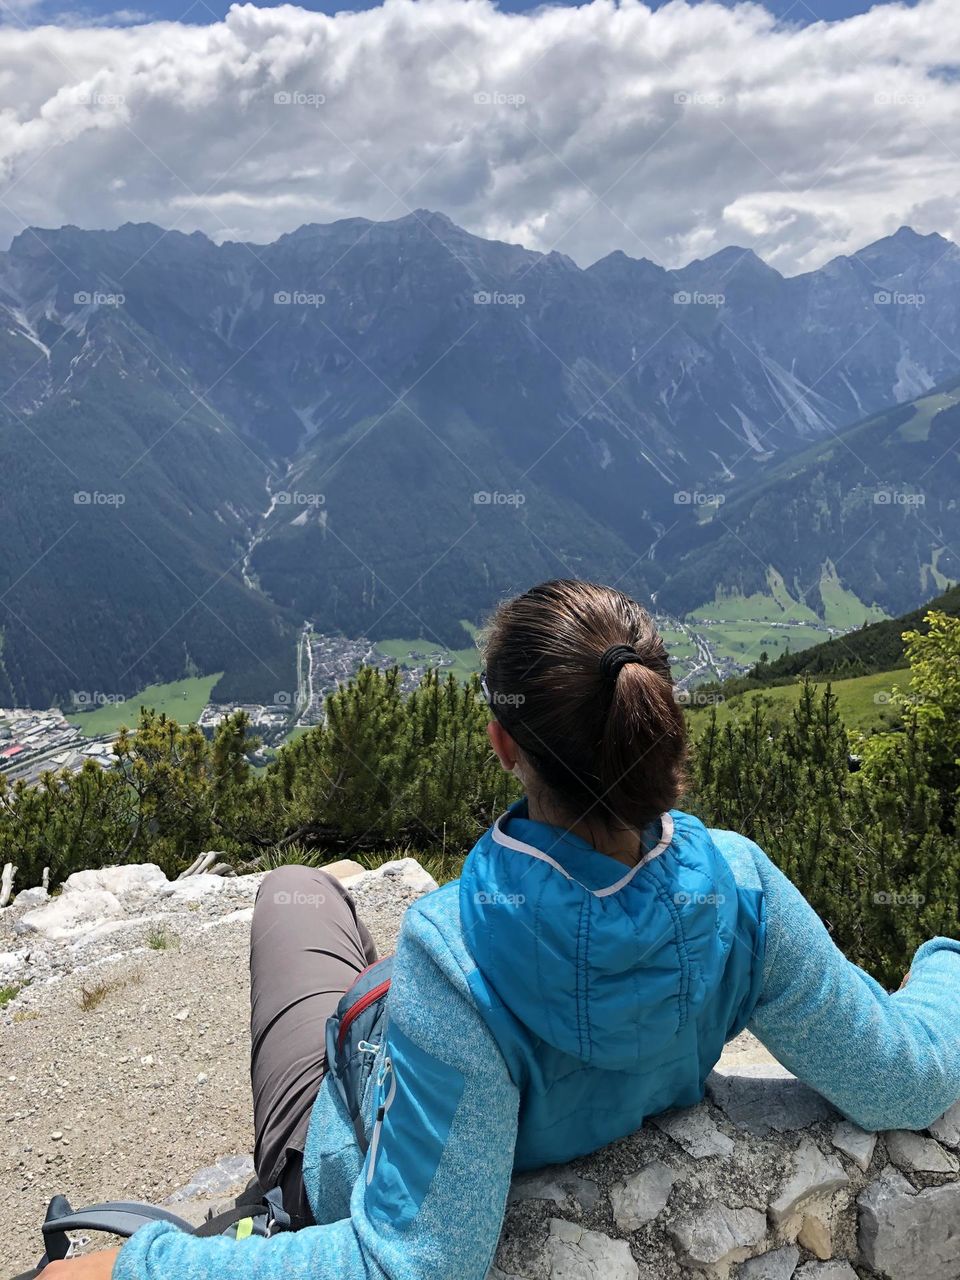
[249,864,378,1226]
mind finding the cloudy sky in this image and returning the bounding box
[0,0,955,272]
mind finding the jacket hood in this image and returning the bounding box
[459,800,742,1071]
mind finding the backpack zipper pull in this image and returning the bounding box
[357,1040,380,1055]
[366,1056,395,1186]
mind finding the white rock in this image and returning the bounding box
[543,1219,638,1280]
[65,864,169,896]
[0,948,29,976]
[769,1138,849,1224]
[928,1101,960,1149]
[163,874,233,902]
[653,1105,734,1159]
[21,888,124,941]
[795,1264,858,1279]
[886,1129,960,1174]
[669,1202,767,1271]
[13,886,49,908]
[831,1121,877,1172]
[174,1007,190,1021]
[351,858,439,896]
[611,1161,681,1230]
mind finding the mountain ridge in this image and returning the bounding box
[1,211,958,707]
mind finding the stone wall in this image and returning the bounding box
[491,1062,960,1280]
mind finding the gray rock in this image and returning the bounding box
[544,1219,638,1279]
[736,1245,800,1280]
[886,1129,960,1174]
[653,1105,735,1159]
[706,1065,836,1135]
[669,1202,768,1270]
[610,1160,680,1230]
[928,1100,960,1150]
[509,1169,601,1213]
[859,1166,960,1278]
[831,1120,877,1172]
[795,1264,858,1279]
[769,1137,850,1224]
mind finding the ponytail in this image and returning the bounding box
[483,579,687,832]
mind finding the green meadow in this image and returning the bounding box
[67,674,222,737]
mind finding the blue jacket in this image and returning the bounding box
[114,811,960,1280]
[458,803,765,1169]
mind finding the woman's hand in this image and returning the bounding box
[41,1248,120,1279]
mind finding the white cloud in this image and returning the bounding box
[0,0,959,271]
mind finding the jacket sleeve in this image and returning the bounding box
[711,828,960,1133]
[112,908,519,1280]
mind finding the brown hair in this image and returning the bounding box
[483,579,686,832]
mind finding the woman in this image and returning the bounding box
[50,580,960,1280]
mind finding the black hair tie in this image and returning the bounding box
[598,643,644,680]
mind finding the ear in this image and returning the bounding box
[487,719,520,773]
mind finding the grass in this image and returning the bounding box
[897,389,960,442]
[146,924,175,951]
[685,670,910,735]
[67,674,223,738]
[0,983,21,1008]
[78,968,140,1011]
[375,637,481,683]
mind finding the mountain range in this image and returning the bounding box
[0,211,957,707]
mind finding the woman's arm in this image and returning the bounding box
[110,906,520,1280]
[711,829,960,1133]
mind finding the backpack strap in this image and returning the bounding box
[40,1196,194,1260]
[31,1186,291,1271]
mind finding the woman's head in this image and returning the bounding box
[482,579,686,834]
